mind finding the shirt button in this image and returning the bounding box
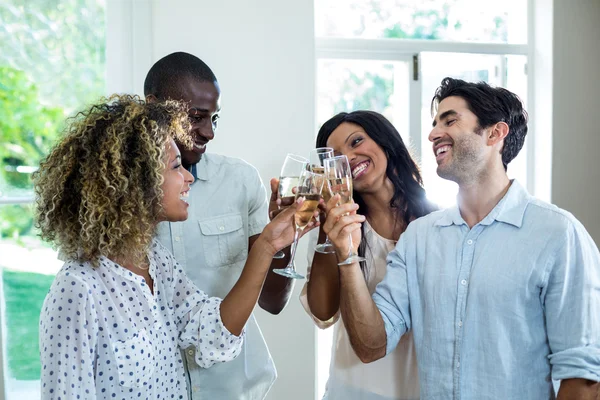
[461,279,467,286]
[175,236,181,242]
[219,226,225,231]
[187,349,194,356]
[467,239,473,245]
[458,321,463,327]
[456,362,460,368]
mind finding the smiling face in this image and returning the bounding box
[325,122,388,194]
[428,96,493,184]
[159,139,195,222]
[174,77,221,168]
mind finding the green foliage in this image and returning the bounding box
[0,0,106,238]
[0,66,65,190]
[2,269,55,380]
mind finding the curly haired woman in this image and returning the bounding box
[35,95,314,399]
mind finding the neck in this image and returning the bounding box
[359,177,404,240]
[456,165,511,228]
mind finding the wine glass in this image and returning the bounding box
[309,147,336,254]
[273,169,324,279]
[323,155,366,266]
[273,154,309,259]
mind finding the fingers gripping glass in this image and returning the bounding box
[273,154,309,259]
[324,155,366,266]
[273,170,324,279]
[309,147,336,254]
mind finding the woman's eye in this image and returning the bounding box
[351,137,363,147]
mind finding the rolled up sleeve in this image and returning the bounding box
[546,220,600,382]
[372,235,411,356]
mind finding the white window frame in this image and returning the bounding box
[315,0,552,201]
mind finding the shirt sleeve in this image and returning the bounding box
[39,272,98,399]
[372,232,411,356]
[545,219,600,382]
[171,259,245,369]
[299,228,340,329]
[245,164,269,237]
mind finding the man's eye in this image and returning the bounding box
[189,115,204,123]
[446,119,456,126]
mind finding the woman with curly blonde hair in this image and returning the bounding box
[35,95,314,399]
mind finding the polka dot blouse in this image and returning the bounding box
[39,240,244,399]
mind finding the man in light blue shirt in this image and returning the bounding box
[332,78,600,399]
[145,52,295,400]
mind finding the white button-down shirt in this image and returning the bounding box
[39,240,243,400]
[157,153,276,400]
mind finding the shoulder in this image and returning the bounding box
[206,153,259,173]
[524,198,584,235]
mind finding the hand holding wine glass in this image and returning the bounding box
[309,147,336,254]
[273,169,324,279]
[323,155,366,266]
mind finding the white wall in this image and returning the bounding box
[551,0,600,244]
[108,1,317,399]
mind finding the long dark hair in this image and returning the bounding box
[316,111,434,276]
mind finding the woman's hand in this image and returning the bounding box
[261,198,319,254]
[322,194,365,262]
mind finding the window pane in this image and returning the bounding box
[0,204,62,398]
[0,0,106,198]
[315,0,527,44]
[420,52,528,207]
[0,0,105,397]
[317,59,410,143]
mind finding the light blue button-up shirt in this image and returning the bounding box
[373,180,600,399]
[157,153,276,400]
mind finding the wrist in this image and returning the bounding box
[253,235,278,257]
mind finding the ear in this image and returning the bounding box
[146,94,158,103]
[487,121,509,147]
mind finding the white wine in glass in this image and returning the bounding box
[273,170,323,279]
[309,147,336,254]
[273,154,308,259]
[324,155,366,266]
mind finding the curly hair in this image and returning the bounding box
[33,94,192,267]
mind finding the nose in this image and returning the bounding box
[428,125,443,143]
[183,166,194,185]
[196,120,215,141]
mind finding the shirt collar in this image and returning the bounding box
[434,180,530,228]
[190,155,211,182]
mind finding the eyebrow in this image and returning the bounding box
[432,110,458,127]
[189,107,221,114]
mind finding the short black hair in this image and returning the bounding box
[431,77,528,170]
[143,52,217,100]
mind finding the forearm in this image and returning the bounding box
[338,262,387,363]
[557,378,599,400]
[221,238,275,335]
[259,245,295,314]
[307,228,341,321]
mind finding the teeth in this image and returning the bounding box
[193,143,205,150]
[352,162,368,178]
[436,146,451,156]
[180,192,189,203]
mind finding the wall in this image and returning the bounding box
[551,0,600,244]
[108,1,317,399]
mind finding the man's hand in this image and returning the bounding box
[269,178,295,221]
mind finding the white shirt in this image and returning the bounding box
[156,153,276,400]
[301,221,420,400]
[39,240,243,400]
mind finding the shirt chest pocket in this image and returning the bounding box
[199,213,247,268]
[112,329,156,388]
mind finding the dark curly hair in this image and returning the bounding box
[431,77,529,170]
[33,95,192,267]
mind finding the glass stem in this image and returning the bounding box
[347,233,356,259]
[286,226,302,269]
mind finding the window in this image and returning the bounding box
[0,1,106,397]
[315,0,533,397]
